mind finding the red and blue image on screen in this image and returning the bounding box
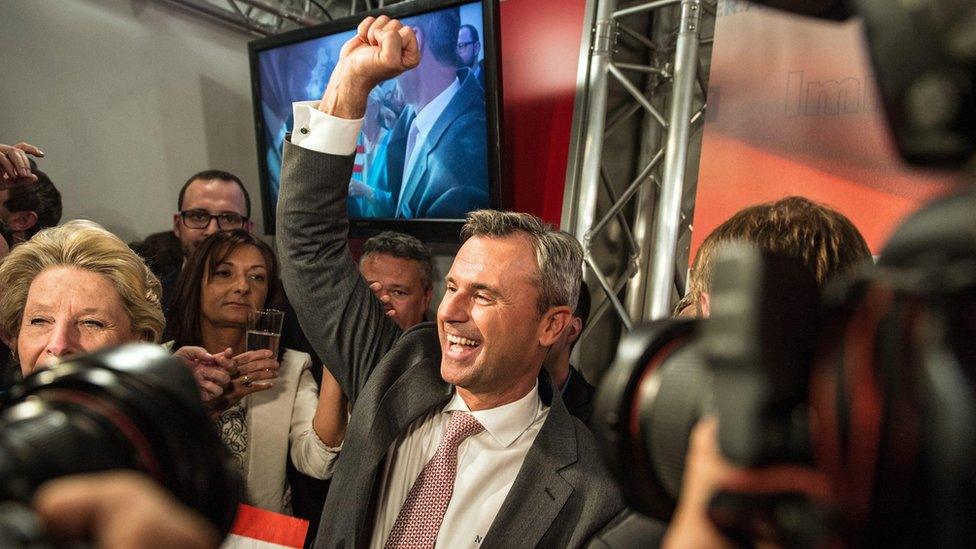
[256,2,489,221]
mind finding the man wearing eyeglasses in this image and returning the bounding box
[457,24,484,88]
[172,169,253,256]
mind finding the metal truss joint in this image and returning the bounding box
[593,18,618,56]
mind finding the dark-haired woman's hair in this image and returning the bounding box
[167,230,281,350]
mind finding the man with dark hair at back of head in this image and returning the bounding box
[541,277,598,423]
[0,219,14,401]
[674,196,872,318]
[346,8,488,219]
[359,231,434,330]
[457,24,484,87]
[0,161,62,245]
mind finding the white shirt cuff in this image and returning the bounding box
[309,428,344,454]
[291,101,363,156]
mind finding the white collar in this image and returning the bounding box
[412,77,462,137]
[443,381,545,448]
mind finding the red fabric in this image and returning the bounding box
[229,504,308,548]
[499,0,586,224]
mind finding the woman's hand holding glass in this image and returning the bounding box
[207,349,279,412]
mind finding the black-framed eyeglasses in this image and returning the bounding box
[179,209,248,230]
[456,41,476,51]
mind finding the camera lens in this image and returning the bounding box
[591,319,710,519]
[0,344,242,536]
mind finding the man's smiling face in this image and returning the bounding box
[437,233,551,410]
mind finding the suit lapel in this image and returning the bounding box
[480,382,579,549]
[361,356,453,474]
[424,74,481,155]
[244,368,294,508]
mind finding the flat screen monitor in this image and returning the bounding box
[249,0,502,240]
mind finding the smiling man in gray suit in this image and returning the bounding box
[278,15,624,548]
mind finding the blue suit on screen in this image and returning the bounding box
[364,72,489,219]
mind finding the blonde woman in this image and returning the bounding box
[0,220,233,396]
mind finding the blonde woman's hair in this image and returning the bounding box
[0,220,164,343]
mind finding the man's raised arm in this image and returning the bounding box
[276,16,420,401]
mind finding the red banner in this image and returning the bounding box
[693,3,961,257]
[223,504,308,548]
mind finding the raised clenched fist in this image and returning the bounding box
[319,16,420,119]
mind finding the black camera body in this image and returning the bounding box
[0,344,242,545]
[593,189,976,546]
[593,0,976,544]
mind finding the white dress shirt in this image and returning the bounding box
[290,107,549,546]
[369,385,548,548]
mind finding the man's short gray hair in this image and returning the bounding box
[361,231,434,291]
[460,210,583,316]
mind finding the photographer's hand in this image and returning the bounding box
[663,418,738,549]
[664,418,834,549]
[0,142,44,189]
[34,471,221,549]
[319,16,420,119]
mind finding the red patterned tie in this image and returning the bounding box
[384,411,485,548]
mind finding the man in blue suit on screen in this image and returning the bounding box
[348,8,489,219]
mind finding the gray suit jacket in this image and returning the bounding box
[277,141,625,548]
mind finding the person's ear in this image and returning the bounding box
[1,328,18,368]
[539,306,573,347]
[173,212,182,236]
[564,317,583,346]
[700,292,711,318]
[0,328,14,349]
[7,210,37,233]
[245,218,255,233]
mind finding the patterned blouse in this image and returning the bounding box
[217,399,248,481]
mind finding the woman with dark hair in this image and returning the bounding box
[167,229,344,515]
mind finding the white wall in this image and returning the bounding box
[0,0,264,243]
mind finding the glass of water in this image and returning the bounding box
[246,309,284,356]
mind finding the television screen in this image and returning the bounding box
[250,0,502,239]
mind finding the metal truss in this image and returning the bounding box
[562,0,715,377]
[155,0,411,36]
